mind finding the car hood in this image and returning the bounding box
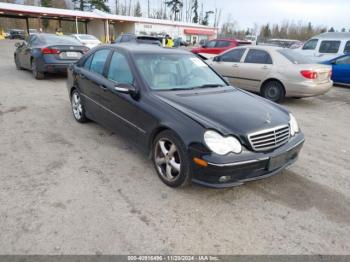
[153,87,290,138]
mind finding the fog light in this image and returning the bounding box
[219,176,231,183]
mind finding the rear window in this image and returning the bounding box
[277,49,312,64]
[319,41,340,53]
[137,36,159,41]
[302,39,318,50]
[40,35,81,45]
[244,49,272,64]
[344,41,350,53]
[77,35,98,40]
[237,41,251,46]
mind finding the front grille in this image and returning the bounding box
[248,125,290,152]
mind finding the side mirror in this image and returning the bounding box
[213,56,221,62]
[114,83,137,95]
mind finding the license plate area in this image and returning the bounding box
[66,52,79,57]
[268,153,287,171]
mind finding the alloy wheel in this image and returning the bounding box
[72,92,83,120]
[154,138,181,182]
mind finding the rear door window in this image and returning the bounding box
[319,41,341,53]
[107,52,134,85]
[302,39,318,50]
[90,49,110,75]
[244,49,272,64]
[220,48,246,62]
[83,54,93,70]
[335,55,350,65]
[344,41,350,53]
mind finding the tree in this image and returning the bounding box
[90,0,110,12]
[115,0,120,14]
[192,0,198,23]
[328,27,335,32]
[41,0,52,29]
[201,10,213,26]
[165,0,183,21]
[341,28,346,32]
[134,0,142,17]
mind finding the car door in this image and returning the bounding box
[18,35,33,69]
[210,48,246,87]
[332,55,350,84]
[238,49,273,92]
[214,40,231,54]
[201,40,217,54]
[76,48,112,122]
[102,50,151,145]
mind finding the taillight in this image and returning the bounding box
[82,47,90,53]
[300,70,318,79]
[328,70,332,77]
[41,47,60,54]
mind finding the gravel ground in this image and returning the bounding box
[0,39,349,255]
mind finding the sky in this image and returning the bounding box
[120,0,349,30]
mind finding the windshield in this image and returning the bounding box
[77,35,98,41]
[277,49,313,64]
[134,53,227,91]
[40,35,82,45]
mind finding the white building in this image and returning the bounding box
[0,2,217,44]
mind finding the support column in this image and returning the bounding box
[25,17,30,35]
[85,21,88,34]
[75,17,79,34]
[105,19,110,43]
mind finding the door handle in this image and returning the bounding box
[78,73,86,79]
[232,64,239,68]
[262,66,269,69]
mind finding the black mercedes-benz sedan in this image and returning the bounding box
[14,33,89,79]
[67,44,305,188]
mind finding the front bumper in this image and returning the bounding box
[190,133,305,188]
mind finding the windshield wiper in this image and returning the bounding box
[193,84,225,89]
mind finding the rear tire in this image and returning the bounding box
[71,89,88,123]
[31,59,45,80]
[152,130,192,188]
[261,80,285,103]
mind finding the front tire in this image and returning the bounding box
[261,80,285,103]
[152,130,192,188]
[31,59,45,80]
[14,55,23,70]
[71,89,88,123]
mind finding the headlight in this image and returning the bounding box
[204,130,242,155]
[289,113,299,136]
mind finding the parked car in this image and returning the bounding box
[297,32,350,62]
[207,46,333,102]
[14,33,89,79]
[264,39,302,48]
[321,53,350,86]
[114,33,161,46]
[174,37,189,47]
[8,29,25,40]
[191,38,251,55]
[71,34,101,49]
[67,44,304,188]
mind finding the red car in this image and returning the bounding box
[191,38,251,55]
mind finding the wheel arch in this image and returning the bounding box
[148,125,183,158]
[260,78,286,94]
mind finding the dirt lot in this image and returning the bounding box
[0,39,349,255]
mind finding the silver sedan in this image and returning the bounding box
[207,45,333,102]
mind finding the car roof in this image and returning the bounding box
[312,32,350,40]
[237,45,283,51]
[109,44,191,55]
